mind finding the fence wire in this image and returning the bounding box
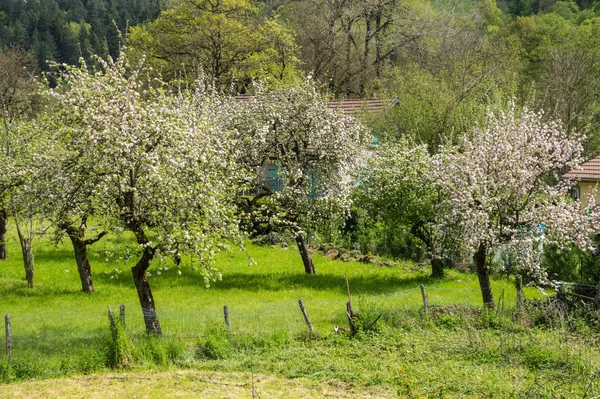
[2,285,522,359]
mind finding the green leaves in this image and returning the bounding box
[126,0,303,90]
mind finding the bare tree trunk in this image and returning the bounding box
[360,16,372,94]
[475,242,495,309]
[0,208,7,260]
[16,225,33,289]
[326,0,336,77]
[69,233,95,293]
[344,19,354,96]
[296,233,316,274]
[374,8,383,78]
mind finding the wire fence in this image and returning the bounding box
[2,284,522,360]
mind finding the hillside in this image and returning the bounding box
[0,0,160,71]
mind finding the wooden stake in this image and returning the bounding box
[345,273,353,317]
[346,301,356,335]
[120,304,126,328]
[420,284,429,314]
[108,305,116,329]
[5,314,11,359]
[298,299,314,332]
[595,279,600,309]
[224,305,231,330]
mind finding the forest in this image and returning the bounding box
[2,0,600,150]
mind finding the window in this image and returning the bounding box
[571,186,581,201]
[267,165,284,192]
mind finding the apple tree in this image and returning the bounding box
[433,105,598,308]
[49,54,246,334]
[234,79,369,274]
[355,139,448,277]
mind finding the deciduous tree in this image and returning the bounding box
[49,53,245,333]
[433,105,597,308]
[0,48,40,261]
[235,80,368,273]
[127,0,301,90]
[355,139,446,276]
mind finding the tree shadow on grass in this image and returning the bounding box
[212,272,432,296]
[34,248,76,264]
[93,268,434,297]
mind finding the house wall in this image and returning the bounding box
[578,181,600,205]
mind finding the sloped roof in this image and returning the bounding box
[235,95,391,115]
[328,99,389,115]
[564,155,600,181]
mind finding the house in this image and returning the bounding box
[563,155,600,204]
[238,96,393,193]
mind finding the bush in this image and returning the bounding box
[543,244,600,284]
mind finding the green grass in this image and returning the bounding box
[0,227,599,397]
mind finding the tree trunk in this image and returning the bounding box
[374,9,383,78]
[0,208,7,260]
[360,16,372,95]
[475,242,495,309]
[431,257,444,278]
[132,249,161,335]
[130,231,161,335]
[16,226,33,289]
[69,233,94,293]
[410,222,442,278]
[296,233,316,274]
[60,221,101,293]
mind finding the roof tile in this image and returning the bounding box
[564,155,600,181]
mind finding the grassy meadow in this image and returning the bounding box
[0,227,599,398]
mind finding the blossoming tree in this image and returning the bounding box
[235,80,368,274]
[2,119,53,288]
[50,54,245,334]
[0,48,40,260]
[356,139,447,277]
[433,106,599,308]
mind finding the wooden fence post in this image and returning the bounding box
[420,284,429,314]
[346,301,356,335]
[345,274,353,317]
[120,304,126,328]
[5,314,11,359]
[298,299,314,332]
[108,306,116,329]
[224,305,231,330]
